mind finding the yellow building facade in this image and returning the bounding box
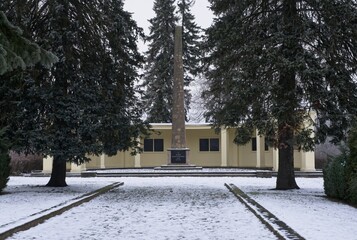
[43,123,316,173]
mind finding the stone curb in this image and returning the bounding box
[0,182,123,239]
[225,183,305,240]
[94,172,259,178]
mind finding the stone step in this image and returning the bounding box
[154,165,203,170]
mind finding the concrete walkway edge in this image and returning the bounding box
[225,183,305,240]
[0,182,123,239]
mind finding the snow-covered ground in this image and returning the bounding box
[1,176,357,240]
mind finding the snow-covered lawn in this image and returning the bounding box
[1,176,357,240]
[237,178,357,240]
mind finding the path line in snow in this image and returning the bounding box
[0,182,123,239]
[225,183,305,240]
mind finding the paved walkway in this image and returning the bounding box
[8,178,279,240]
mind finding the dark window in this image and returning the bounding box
[200,138,219,152]
[144,139,153,152]
[199,139,209,151]
[252,137,257,151]
[144,139,164,152]
[154,139,164,152]
[210,138,219,151]
[264,138,269,151]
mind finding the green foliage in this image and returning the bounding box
[0,128,10,193]
[0,11,57,75]
[177,0,203,116]
[323,122,357,204]
[347,123,357,204]
[204,0,357,188]
[323,148,349,200]
[348,175,357,205]
[142,0,178,123]
[0,8,57,190]
[142,0,202,123]
[204,0,357,148]
[1,0,147,167]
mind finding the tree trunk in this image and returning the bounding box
[276,125,299,190]
[46,155,67,187]
[275,0,300,190]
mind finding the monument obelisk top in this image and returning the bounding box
[168,25,189,164]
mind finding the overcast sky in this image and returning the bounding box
[123,0,214,52]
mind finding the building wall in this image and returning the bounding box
[42,124,316,172]
[140,129,170,167]
[85,155,101,169]
[105,151,135,168]
[186,129,221,166]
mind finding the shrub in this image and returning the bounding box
[10,152,43,175]
[348,175,357,205]
[0,130,11,193]
[323,148,349,200]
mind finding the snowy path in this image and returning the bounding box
[0,177,115,227]
[8,178,277,240]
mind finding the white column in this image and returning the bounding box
[134,153,141,168]
[300,111,316,172]
[256,130,261,168]
[221,128,228,167]
[134,138,141,168]
[70,162,86,173]
[272,148,279,171]
[260,136,266,168]
[300,151,316,172]
[42,156,53,173]
[100,154,106,169]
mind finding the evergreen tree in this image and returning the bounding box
[142,0,178,123]
[0,11,55,74]
[0,10,57,193]
[142,0,202,123]
[0,128,10,194]
[203,0,357,189]
[2,0,147,187]
[177,0,202,119]
[98,0,147,155]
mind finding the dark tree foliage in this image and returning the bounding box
[142,0,178,123]
[347,123,357,187]
[142,0,202,123]
[203,0,357,189]
[0,10,56,192]
[1,0,147,187]
[0,128,10,193]
[177,0,203,118]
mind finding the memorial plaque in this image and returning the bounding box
[171,150,187,164]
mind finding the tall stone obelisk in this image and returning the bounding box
[168,26,189,164]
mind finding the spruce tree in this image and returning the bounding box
[0,10,57,192]
[97,0,147,155]
[203,0,357,189]
[0,128,10,194]
[142,0,202,123]
[177,0,202,119]
[2,1,147,187]
[142,0,178,123]
[0,11,56,74]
